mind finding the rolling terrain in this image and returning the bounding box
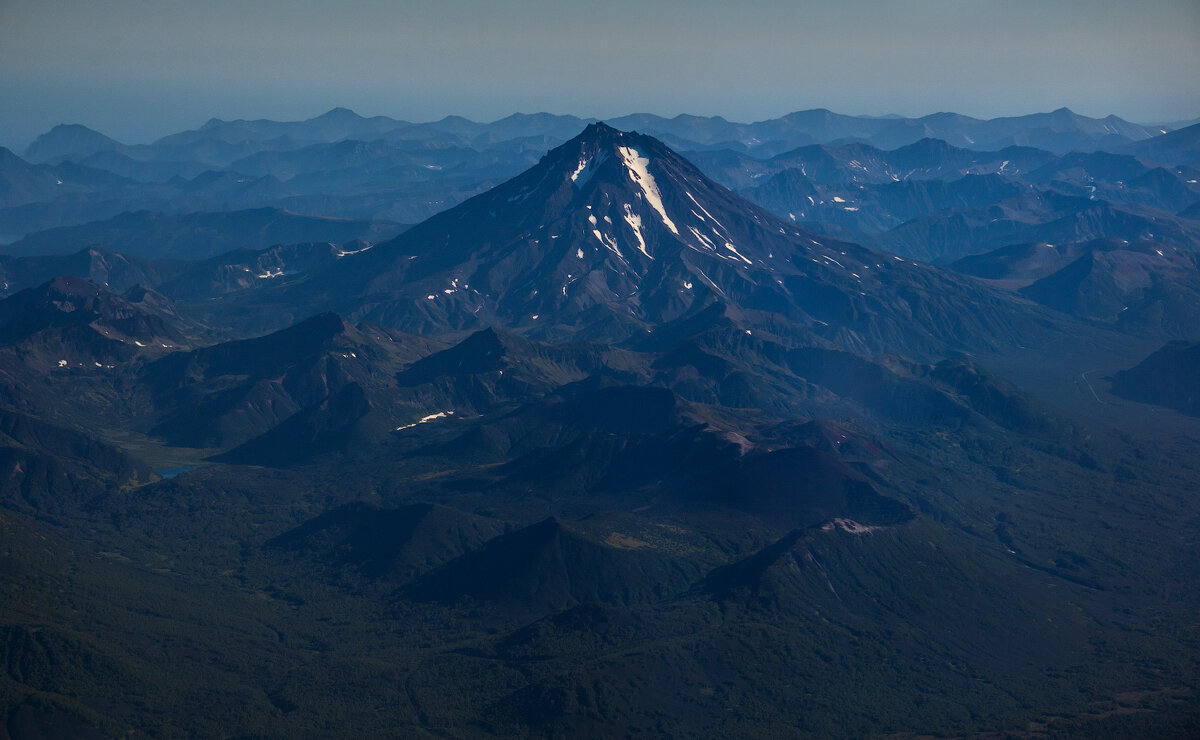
[0,115,1198,738]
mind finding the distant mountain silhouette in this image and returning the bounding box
[23,124,123,164]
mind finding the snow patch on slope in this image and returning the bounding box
[395,410,455,432]
[687,225,717,251]
[724,242,753,265]
[593,229,625,261]
[335,243,374,258]
[617,146,678,235]
[821,518,886,535]
[685,191,725,232]
[571,153,606,188]
[622,203,652,259]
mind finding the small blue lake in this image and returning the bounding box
[155,466,198,479]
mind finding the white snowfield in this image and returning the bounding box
[821,518,886,535]
[724,241,752,265]
[571,152,606,188]
[335,244,373,258]
[395,410,455,432]
[617,146,678,235]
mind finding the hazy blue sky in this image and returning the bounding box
[2,0,1198,148]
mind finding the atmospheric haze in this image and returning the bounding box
[2,0,1198,148]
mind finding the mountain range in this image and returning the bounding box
[19,107,1176,166]
[0,113,1198,737]
[5,111,1197,280]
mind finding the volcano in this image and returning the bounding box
[282,123,1065,358]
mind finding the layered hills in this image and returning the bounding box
[0,115,1198,738]
[4,106,1191,243]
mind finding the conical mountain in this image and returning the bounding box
[344,121,802,333]
[402,516,699,617]
[1111,340,1200,416]
[23,123,122,163]
[290,123,1068,358]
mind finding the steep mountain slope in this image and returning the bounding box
[211,381,385,466]
[950,240,1095,283]
[1110,341,1200,415]
[1020,245,1200,337]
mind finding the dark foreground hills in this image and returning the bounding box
[0,117,1199,738]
